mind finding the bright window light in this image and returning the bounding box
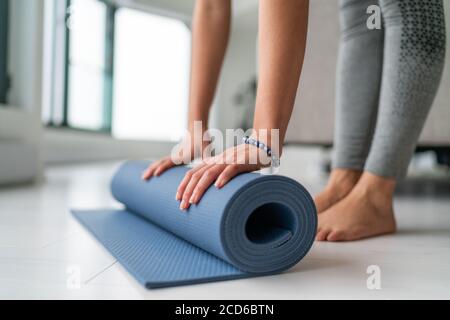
[112,8,191,141]
[67,0,107,130]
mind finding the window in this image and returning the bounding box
[112,8,190,141]
[0,0,9,104]
[45,0,191,141]
[65,0,113,131]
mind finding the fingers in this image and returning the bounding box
[154,159,175,177]
[142,158,175,180]
[215,164,259,189]
[173,144,267,211]
[214,165,239,189]
[176,163,208,204]
[189,165,226,205]
[142,160,162,180]
[177,164,261,211]
[179,164,214,210]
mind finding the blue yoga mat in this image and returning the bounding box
[72,161,317,289]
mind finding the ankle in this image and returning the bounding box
[327,169,362,192]
[355,172,396,207]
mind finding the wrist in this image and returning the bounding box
[188,123,207,133]
[187,118,208,136]
[250,129,283,156]
[243,135,281,168]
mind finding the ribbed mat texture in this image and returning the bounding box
[72,161,317,288]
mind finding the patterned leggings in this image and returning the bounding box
[333,0,446,179]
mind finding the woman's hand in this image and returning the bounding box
[176,143,271,210]
[142,135,209,180]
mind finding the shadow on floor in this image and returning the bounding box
[395,176,450,199]
[287,251,353,274]
[396,228,450,238]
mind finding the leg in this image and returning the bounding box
[315,0,384,213]
[366,0,446,179]
[318,0,446,241]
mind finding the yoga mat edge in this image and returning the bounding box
[72,161,317,288]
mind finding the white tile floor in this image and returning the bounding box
[1,147,449,299]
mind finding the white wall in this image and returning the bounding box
[286,0,450,146]
[44,128,176,164]
[7,0,44,113]
[121,0,258,22]
[0,0,45,184]
[0,0,44,138]
[211,5,258,136]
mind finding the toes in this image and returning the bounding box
[326,230,345,242]
[315,229,329,241]
[316,215,329,241]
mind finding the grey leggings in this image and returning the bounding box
[333,0,446,179]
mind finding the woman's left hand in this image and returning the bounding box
[176,143,271,210]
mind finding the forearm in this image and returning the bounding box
[188,0,231,131]
[253,0,309,152]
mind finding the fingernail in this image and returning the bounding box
[176,193,181,201]
[189,194,197,204]
[215,181,222,189]
[180,200,188,210]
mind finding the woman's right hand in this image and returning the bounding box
[141,133,209,181]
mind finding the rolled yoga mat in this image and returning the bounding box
[72,161,317,289]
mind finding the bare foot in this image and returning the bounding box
[314,169,362,213]
[316,172,397,242]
